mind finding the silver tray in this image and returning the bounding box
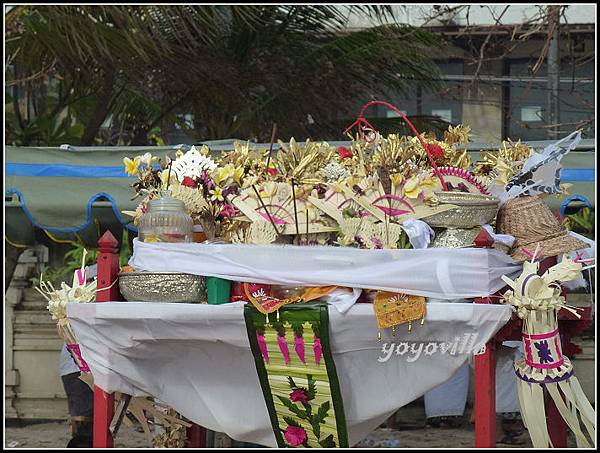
[119,272,207,303]
[422,192,499,228]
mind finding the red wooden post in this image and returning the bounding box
[186,424,207,448]
[94,230,121,448]
[474,298,497,447]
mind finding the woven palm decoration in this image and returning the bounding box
[501,253,596,448]
[244,302,348,448]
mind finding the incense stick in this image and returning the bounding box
[265,123,277,173]
[166,159,173,191]
[306,209,309,237]
[252,184,282,238]
[291,178,300,235]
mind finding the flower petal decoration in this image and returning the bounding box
[124,156,141,176]
[284,425,307,447]
[277,334,291,365]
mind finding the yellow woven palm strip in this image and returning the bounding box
[567,378,596,444]
[530,382,552,448]
[270,384,332,399]
[266,373,326,384]
[558,380,596,446]
[268,378,331,396]
[546,382,590,447]
[272,407,339,433]
[264,355,320,370]
[272,393,333,407]
[265,365,328,380]
[518,381,550,447]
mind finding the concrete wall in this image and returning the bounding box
[5,246,69,421]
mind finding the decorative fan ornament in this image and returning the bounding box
[170,145,217,182]
[431,166,490,195]
[500,130,582,205]
[169,183,209,215]
[247,221,278,245]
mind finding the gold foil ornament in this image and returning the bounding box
[373,292,427,337]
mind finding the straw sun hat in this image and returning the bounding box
[496,195,588,262]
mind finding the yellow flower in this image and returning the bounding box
[209,187,224,202]
[260,182,278,199]
[214,164,235,185]
[403,175,438,200]
[123,157,141,176]
[419,176,438,200]
[390,173,403,188]
[233,166,244,184]
[403,176,420,199]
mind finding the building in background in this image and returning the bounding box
[348,5,595,143]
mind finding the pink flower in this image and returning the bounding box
[277,334,290,365]
[294,335,305,364]
[338,146,352,160]
[289,389,308,404]
[267,167,278,176]
[313,337,322,365]
[284,425,307,447]
[181,176,198,188]
[219,203,237,218]
[256,332,269,364]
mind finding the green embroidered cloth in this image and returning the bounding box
[244,302,348,448]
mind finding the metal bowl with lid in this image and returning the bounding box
[422,192,500,229]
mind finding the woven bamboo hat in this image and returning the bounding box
[496,196,588,262]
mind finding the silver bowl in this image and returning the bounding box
[119,272,207,303]
[431,227,481,248]
[422,192,499,228]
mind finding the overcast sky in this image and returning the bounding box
[345,4,596,28]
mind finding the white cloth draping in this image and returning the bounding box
[129,239,522,299]
[68,301,511,447]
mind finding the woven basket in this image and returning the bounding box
[496,196,588,261]
[422,192,499,228]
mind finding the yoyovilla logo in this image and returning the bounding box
[378,333,486,363]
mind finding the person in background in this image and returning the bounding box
[424,343,525,443]
[60,344,94,447]
[423,297,525,444]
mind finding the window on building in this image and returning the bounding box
[508,50,594,140]
[420,60,464,126]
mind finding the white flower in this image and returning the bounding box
[322,161,350,182]
[136,152,155,167]
[171,147,217,181]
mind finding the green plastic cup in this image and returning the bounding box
[206,277,231,305]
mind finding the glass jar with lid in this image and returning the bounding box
[138,190,193,243]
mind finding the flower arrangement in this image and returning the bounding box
[122,101,569,249]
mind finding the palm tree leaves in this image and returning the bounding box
[6,5,444,144]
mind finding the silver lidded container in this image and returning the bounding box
[138,190,193,243]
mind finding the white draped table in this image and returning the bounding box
[128,239,522,299]
[69,301,512,446]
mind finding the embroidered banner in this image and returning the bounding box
[244,302,348,448]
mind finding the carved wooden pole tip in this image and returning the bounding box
[98,230,119,252]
